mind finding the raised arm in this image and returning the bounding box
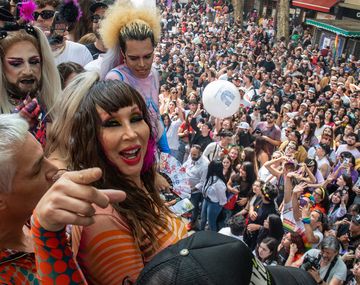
[264,156,284,179]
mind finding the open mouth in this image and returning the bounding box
[120,148,140,159]
[20,79,36,85]
[119,146,141,165]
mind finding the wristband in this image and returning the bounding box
[302,217,311,224]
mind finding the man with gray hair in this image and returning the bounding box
[300,236,347,284]
[0,114,125,283]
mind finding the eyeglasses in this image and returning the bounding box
[91,14,104,23]
[33,10,55,20]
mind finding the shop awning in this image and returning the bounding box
[305,19,360,37]
[292,0,340,13]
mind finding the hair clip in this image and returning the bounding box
[0,23,37,40]
[0,30,7,39]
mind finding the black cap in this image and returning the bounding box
[136,231,317,285]
[90,0,110,13]
[219,130,233,137]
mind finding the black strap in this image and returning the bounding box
[323,256,338,283]
[208,143,218,161]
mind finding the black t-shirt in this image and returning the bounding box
[237,131,254,148]
[244,200,278,250]
[85,43,105,60]
[259,60,275,73]
[259,98,273,114]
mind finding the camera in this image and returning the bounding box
[301,254,321,271]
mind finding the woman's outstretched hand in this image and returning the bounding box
[35,168,126,232]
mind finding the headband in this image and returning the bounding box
[0,23,37,40]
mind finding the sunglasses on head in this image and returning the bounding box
[33,10,55,20]
[91,14,104,23]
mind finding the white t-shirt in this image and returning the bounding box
[281,201,323,249]
[315,125,326,139]
[316,156,331,178]
[336,144,360,159]
[54,40,93,67]
[218,227,244,242]
[165,118,182,151]
[84,54,104,73]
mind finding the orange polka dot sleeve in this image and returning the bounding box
[31,213,88,285]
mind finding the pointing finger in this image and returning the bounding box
[101,190,126,204]
[62,168,103,185]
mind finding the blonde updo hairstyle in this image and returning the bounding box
[99,0,161,79]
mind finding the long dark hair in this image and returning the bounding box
[205,160,226,187]
[222,155,233,182]
[267,214,284,241]
[341,173,353,189]
[241,161,256,186]
[161,113,171,130]
[64,77,170,249]
[304,122,316,143]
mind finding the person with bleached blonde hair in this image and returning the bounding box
[0,23,61,145]
[99,0,170,154]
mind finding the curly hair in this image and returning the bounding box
[100,0,161,50]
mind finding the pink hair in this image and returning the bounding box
[141,137,156,174]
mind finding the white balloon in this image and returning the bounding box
[131,0,156,10]
[202,80,240,119]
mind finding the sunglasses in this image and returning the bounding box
[34,10,55,20]
[91,14,104,23]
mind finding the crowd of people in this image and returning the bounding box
[0,0,360,284]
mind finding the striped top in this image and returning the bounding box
[72,205,187,284]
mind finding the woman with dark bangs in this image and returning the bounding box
[46,72,187,284]
[301,122,319,150]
